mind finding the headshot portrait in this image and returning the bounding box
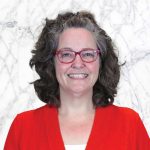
[1,0,150,150]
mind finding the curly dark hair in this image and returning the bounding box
[30,11,120,107]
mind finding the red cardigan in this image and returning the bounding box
[4,104,150,150]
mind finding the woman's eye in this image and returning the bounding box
[61,52,72,58]
[83,52,94,57]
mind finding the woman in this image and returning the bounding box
[4,11,150,150]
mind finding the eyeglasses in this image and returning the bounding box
[54,48,100,64]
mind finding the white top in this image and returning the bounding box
[65,144,86,150]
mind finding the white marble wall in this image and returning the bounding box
[0,0,150,149]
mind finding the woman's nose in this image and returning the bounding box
[71,54,85,69]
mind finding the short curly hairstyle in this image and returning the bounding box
[30,11,120,107]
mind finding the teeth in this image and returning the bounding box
[67,73,88,79]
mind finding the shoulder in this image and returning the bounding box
[5,105,58,148]
[14,104,57,125]
[8,104,57,137]
[97,104,138,114]
[95,105,150,148]
[18,104,55,115]
[97,104,140,122]
[96,104,147,135]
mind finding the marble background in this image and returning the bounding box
[0,0,150,149]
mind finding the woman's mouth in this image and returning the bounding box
[67,73,88,79]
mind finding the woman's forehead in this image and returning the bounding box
[58,28,97,49]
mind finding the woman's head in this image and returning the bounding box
[55,28,100,98]
[30,11,120,107]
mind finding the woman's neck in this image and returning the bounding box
[58,89,94,117]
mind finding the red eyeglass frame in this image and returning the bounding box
[54,48,101,64]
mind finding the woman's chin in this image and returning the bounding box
[67,86,92,95]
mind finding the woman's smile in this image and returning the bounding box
[67,73,88,79]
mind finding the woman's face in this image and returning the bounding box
[55,28,100,95]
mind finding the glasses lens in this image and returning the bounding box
[58,50,75,63]
[81,50,98,62]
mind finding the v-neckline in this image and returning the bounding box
[45,105,100,150]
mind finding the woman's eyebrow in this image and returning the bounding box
[58,47,73,50]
